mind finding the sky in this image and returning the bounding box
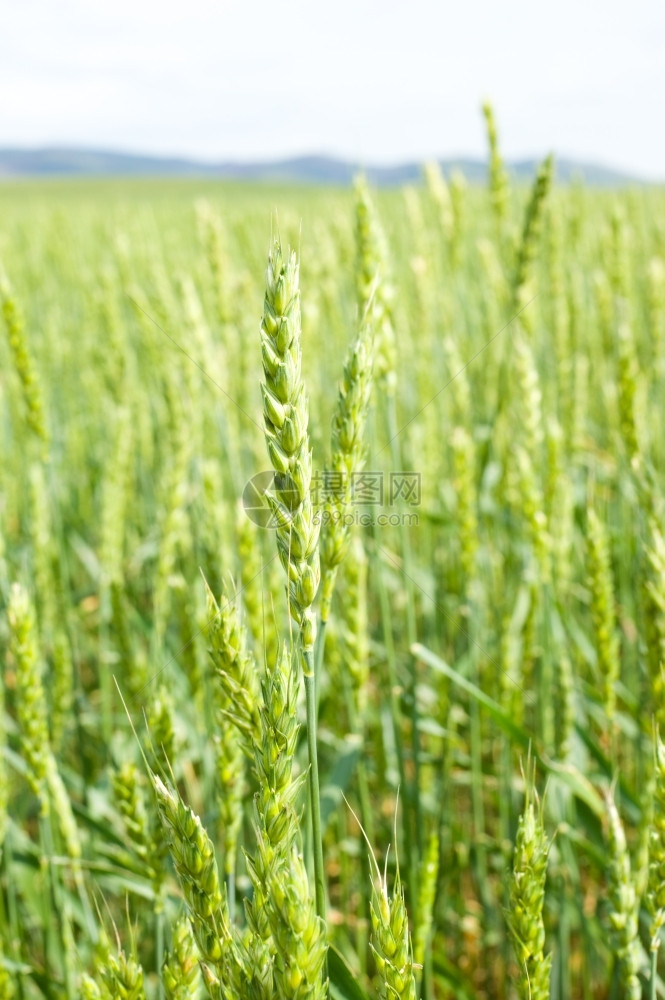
[2,0,665,179]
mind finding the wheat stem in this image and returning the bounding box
[304,652,326,925]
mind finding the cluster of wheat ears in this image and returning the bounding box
[1,105,665,1000]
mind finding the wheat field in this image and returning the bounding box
[1,112,665,1000]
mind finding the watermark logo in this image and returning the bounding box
[314,509,420,528]
[242,471,298,528]
[310,471,421,507]
[242,471,421,528]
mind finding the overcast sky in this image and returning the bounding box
[2,0,664,179]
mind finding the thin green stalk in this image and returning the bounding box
[422,948,434,1000]
[98,584,113,754]
[227,872,236,923]
[374,544,416,904]
[314,616,327,715]
[39,813,70,996]
[386,395,418,648]
[156,909,165,1000]
[466,602,489,908]
[386,395,422,865]
[344,689,375,850]
[499,734,513,978]
[556,874,570,1000]
[335,676,373,972]
[469,695,488,887]
[539,583,557,751]
[2,841,24,1000]
[304,651,326,924]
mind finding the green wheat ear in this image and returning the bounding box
[482,100,509,230]
[586,507,620,725]
[161,913,202,1000]
[260,241,320,659]
[507,779,551,1000]
[0,274,48,446]
[605,791,641,1000]
[646,520,665,726]
[319,320,375,621]
[80,973,103,999]
[369,852,417,1000]
[7,583,51,804]
[413,831,440,971]
[424,161,453,241]
[151,774,245,994]
[345,795,417,1000]
[354,175,397,390]
[648,730,665,969]
[112,761,155,881]
[100,946,146,1000]
[203,575,261,752]
[513,153,554,325]
[266,845,328,1000]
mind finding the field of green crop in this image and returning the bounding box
[2,114,665,1000]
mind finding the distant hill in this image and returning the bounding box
[0,147,644,186]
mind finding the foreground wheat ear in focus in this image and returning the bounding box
[1,103,665,1000]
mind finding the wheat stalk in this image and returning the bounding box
[319,322,374,621]
[482,101,509,230]
[260,241,326,922]
[0,275,48,444]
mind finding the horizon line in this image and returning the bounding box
[0,145,658,186]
